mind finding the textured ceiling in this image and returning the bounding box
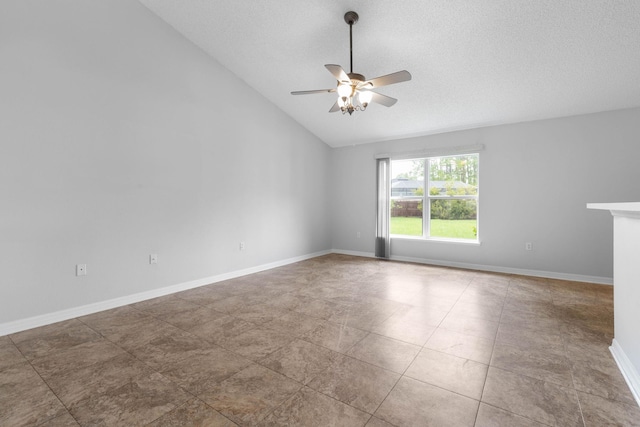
[138,0,640,147]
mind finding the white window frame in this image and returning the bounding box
[385,146,481,243]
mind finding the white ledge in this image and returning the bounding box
[587,202,640,218]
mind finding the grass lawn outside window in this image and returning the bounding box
[390,217,477,240]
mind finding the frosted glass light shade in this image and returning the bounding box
[358,90,372,105]
[337,83,352,98]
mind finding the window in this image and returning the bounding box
[390,153,479,241]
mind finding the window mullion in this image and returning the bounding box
[424,159,429,238]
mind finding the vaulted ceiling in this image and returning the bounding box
[138,0,640,147]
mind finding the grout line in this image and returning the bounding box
[474,276,508,426]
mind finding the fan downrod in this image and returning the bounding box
[344,11,359,74]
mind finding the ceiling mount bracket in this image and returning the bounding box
[344,11,359,25]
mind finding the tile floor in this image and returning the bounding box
[1,254,639,426]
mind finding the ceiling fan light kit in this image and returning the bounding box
[291,11,411,116]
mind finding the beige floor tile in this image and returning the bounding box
[260,311,321,337]
[466,278,509,295]
[500,304,563,333]
[1,361,44,398]
[232,303,289,325]
[160,346,252,395]
[128,330,213,371]
[328,306,398,331]
[41,352,152,407]
[385,304,450,326]
[402,293,458,312]
[260,339,341,384]
[260,386,370,427]
[563,323,613,349]
[571,358,638,406]
[200,364,301,425]
[209,293,274,314]
[495,323,566,356]
[375,376,479,427]
[45,411,81,426]
[371,288,422,306]
[307,354,400,413]
[173,285,238,306]
[0,389,68,427]
[69,371,190,426]
[490,341,574,388]
[365,416,395,427]
[421,280,470,299]
[93,316,183,351]
[0,361,68,426]
[157,304,227,330]
[425,327,494,364]
[0,336,26,370]
[557,303,613,327]
[346,333,421,373]
[0,362,66,426]
[262,292,315,311]
[221,327,296,361]
[578,391,640,427]
[10,319,102,360]
[405,348,488,400]
[440,312,499,340]
[291,297,352,320]
[475,403,547,427]
[301,319,368,353]
[31,339,126,378]
[297,285,359,303]
[351,296,409,315]
[369,315,436,346]
[449,300,503,322]
[482,367,583,427]
[188,315,256,344]
[78,305,151,334]
[507,278,551,301]
[131,295,203,317]
[147,398,238,426]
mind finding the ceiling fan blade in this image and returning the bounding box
[364,70,412,89]
[329,101,341,113]
[325,64,350,83]
[291,88,336,95]
[369,91,398,107]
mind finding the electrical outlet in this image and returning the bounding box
[150,254,158,264]
[525,242,533,251]
[239,241,245,251]
[76,264,87,276]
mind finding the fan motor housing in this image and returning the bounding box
[347,73,365,84]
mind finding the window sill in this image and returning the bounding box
[390,235,481,245]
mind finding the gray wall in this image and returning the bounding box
[0,0,331,325]
[331,108,640,281]
[2,0,638,329]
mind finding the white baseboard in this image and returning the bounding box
[331,249,613,285]
[0,250,331,337]
[331,249,376,259]
[610,339,640,408]
[1,248,612,337]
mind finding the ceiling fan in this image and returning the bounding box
[291,11,412,116]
